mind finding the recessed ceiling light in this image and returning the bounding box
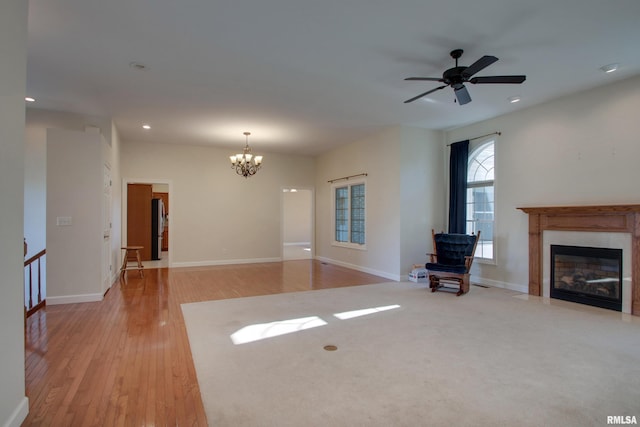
[25,97,35,102]
[508,96,521,103]
[142,124,151,130]
[600,63,619,73]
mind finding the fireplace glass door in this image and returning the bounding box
[550,245,622,312]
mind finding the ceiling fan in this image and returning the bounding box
[404,49,526,105]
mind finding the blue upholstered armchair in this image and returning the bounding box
[425,229,480,296]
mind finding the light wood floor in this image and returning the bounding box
[23,260,389,426]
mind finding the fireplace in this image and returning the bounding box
[517,204,640,316]
[550,245,622,311]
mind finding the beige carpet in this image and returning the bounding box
[181,282,640,427]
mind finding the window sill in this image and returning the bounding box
[332,242,367,251]
[475,257,496,266]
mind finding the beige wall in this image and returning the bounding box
[152,183,169,192]
[315,126,444,280]
[46,129,108,302]
[399,127,446,272]
[120,139,315,266]
[447,74,640,291]
[0,0,29,424]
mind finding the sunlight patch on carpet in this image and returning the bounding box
[230,316,327,345]
[333,304,400,320]
[231,304,401,344]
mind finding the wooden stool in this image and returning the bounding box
[120,246,144,278]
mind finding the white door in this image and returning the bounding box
[102,164,112,292]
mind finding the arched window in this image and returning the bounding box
[467,141,495,260]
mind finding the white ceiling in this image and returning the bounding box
[26,0,640,156]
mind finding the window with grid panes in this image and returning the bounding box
[466,141,495,261]
[333,181,365,247]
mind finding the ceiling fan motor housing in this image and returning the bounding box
[443,66,467,87]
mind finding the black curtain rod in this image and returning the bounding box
[327,173,368,184]
[447,131,501,146]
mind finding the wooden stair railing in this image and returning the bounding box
[24,248,46,317]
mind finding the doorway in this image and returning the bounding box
[122,179,171,268]
[282,188,313,260]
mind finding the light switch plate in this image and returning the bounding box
[56,216,72,226]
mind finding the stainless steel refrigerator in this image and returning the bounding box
[151,198,165,260]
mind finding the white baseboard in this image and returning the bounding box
[4,396,29,427]
[47,293,104,305]
[283,242,311,246]
[172,257,282,268]
[315,256,400,281]
[472,276,528,293]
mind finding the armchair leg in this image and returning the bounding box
[456,276,470,296]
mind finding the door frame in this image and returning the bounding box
[103,163,113,293]
[122,178,173,267]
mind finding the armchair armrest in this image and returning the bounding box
[428,253,438,263]
[464,255,475,270]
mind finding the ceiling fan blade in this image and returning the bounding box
[470,75,526,84]
[405,77,444,82]
[404,85,447,103]
[462,55,498,78]
[454,85,472,105]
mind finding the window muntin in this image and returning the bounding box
[350,184,365,244]
[335,187,349,242]
[333,181,366,248]
[466,141,495,261]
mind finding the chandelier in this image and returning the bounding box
[229,132,263,178]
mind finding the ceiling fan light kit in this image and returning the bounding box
[404,49,526,105]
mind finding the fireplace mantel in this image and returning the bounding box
[517,204,640,316]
